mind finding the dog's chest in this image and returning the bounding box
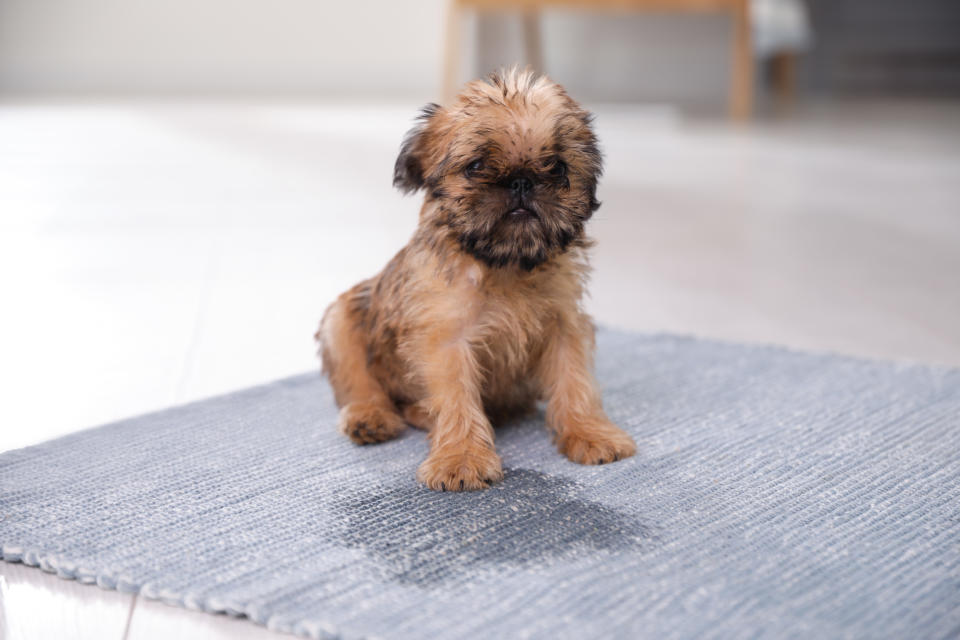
[469,271,561,373]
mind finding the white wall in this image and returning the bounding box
[479,11,731,106]
[0,0,448,98]
[0,0,731,107]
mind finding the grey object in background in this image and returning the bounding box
[2,330,959,639]
[802,0,960,95]
[753,0,811,58]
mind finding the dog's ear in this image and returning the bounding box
[580,112,603,212]
[393,103,442,194]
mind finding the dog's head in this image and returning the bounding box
[394,68,602,271]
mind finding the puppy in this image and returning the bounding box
[317,68,636,491]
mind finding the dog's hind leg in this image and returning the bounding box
[401,402,434,431]
[317,285,406,445]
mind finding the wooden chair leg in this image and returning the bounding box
[729,0,753,120]
[771,51,796,106]
[442,0,463,104]
[521,9,545,73]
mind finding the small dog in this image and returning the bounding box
[317,68,636,491]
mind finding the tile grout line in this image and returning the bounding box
[121,594,138,640]
[0,574,8,639]
[174,235,220,403]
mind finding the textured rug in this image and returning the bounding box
[2,331,959,639]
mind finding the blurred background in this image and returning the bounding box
[2,0,959,452]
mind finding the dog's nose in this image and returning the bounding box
[510,175,533,196]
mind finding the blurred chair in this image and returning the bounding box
[753,0,811,105]
[443,0,754,119]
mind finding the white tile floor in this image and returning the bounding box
[2,97,960,639]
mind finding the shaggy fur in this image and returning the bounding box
[317,69,636,491]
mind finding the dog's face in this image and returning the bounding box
[394,69,602,270]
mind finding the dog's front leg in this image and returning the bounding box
[416,339,503,491]
[537,315,637,465]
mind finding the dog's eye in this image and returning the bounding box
[465,159,484,177]
[549,159,568,179]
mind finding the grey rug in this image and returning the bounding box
[2,331,959,640]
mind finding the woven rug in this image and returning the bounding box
[2,331,959,639]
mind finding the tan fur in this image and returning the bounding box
[317,69,636,491]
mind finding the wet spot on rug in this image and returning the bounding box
[332,468,655,585]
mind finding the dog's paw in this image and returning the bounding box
[557,420,636,465]
[417,445,503,491]
[338,402,406,445]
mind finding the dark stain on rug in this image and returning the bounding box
[332,468,655,586]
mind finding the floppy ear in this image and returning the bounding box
[574,110,604,213]
[393,103,441,194]
[583,114,603,212]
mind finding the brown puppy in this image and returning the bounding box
[317,68,636,491]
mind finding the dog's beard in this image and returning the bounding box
[454,204,583,271]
